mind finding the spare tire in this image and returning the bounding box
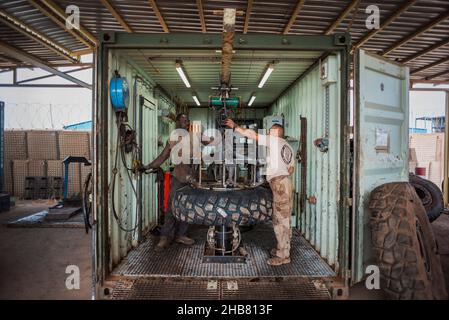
[369,182,448,300]
[409,174,443,222]
[172,185,273,226]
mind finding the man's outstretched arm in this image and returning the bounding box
[143,142,171,170]
[224,119,259,141]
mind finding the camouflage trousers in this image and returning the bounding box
[269,176,293,259]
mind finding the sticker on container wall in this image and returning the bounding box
[375,128,390,153]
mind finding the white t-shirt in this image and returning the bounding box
[258,135,294,181]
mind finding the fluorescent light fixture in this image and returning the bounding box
[192,95,201,106]
[215,49,236,53]
[175,60,191,88]
[258,63,274,88]
[248,95,256,106]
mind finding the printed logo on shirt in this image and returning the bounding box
[281,145,293,164]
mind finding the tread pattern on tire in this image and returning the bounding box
[172,185,273,226]
[369,182,448,300]
[409,174,444,222]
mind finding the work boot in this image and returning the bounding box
[155,236,170,252]
[174,235,195,246]
[267,256,291,266]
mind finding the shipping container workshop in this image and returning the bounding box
[93,31,410,299]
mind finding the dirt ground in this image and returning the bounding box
[0,200,448,300]
[0,201,92,300]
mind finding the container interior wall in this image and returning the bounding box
[189,108,266,157]
[268,54,342,270]
[189,108,266,130]
[107,50,175,268]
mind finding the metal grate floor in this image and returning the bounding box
[111,278,331,300]
[112,224,335,278]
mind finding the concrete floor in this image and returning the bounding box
[0,200,448,300]
[0,200,92,299]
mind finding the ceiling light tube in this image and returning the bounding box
[258,63,274,88]
[192,95,201,106]
[248,94,256,106]
[175,60,191,88]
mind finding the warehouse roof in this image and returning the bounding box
[1,0,449,84]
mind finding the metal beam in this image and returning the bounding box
[27,0,94,49]
[444,92,449,208]
[353,0,417,50]
[401,37,449,64]
[101,32,349,51]
[148,0,169,33]
[0,84,84,88]
[383,9,449,56]
[17,66,92,84]
[71,48,94,57]
[283,0,305,34]
[0,9,78,63]
[196,0,206,33]
[40,0,98,46]
[410,87,449,92]
[243,0,253,34]
[0,40,92,89]
[100,0,133,33]
[49,62,93,67]
[325,0,360,35]
[425,68,449,80]
[411,56,449,75]
[410,79,449,85]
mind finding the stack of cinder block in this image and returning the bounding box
[3,130,92,199]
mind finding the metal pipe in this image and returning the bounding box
[137,94,144,242]
[444,92,449,208]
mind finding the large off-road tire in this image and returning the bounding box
[369,182,448,300]
[409,174,443,222]
[172,185,273,226]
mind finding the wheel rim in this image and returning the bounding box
[413,184,432,207]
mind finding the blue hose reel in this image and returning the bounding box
[110,76,130,111]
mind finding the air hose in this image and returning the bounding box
[82,171,92,234]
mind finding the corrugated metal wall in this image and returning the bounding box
[107,51,174,267]
[189,107,266,130]
[269,55,342,269]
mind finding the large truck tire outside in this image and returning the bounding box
[172,185,273,226]
[409,174,444,222]
[369,182,448,300]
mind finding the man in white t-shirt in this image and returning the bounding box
[225,118,295,266]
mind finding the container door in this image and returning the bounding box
[352,50,409,283]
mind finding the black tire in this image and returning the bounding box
[369,182,448,300]
[172,185,273,226]
[409,174,443,222]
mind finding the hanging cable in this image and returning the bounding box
[110,113,140,233]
